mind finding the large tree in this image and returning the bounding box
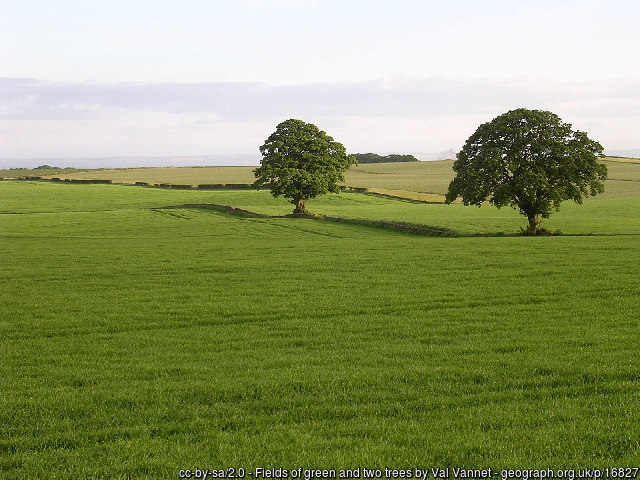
[253,119,356,214]
[445,108,607,233]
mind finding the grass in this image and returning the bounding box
[1,166,640,477]
[604,157,640,164]
[345,160,456,194]
[5,180,639,236]
[12,156,636,201]
[31,165,258,186]
[0,167,80,179]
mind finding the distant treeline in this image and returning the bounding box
[352,153,419,163]
[6,164,73,171]
[33,165,75,170]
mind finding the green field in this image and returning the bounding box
[0,167,79,179]
[34,165,257,186]
[5,157,638,201]
[2,159,640,478]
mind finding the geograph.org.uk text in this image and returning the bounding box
[178,467,640,480]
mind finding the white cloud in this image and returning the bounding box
[4,76,640,118]
[1,76,639,162]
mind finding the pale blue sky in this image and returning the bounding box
[1,0,639,165]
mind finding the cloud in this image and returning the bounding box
[3,76,639,121]
[1,76,639,160]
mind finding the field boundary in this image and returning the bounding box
[4,176,448,203]
[2,176,446,205]
[153,203,457,236]
[7,176,259,190]
[152,203,268,218]
[307,214,456,236]
[155,203,640,237]
[358,188,448,203]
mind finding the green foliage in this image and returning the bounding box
[446,108,607,232]
[253,119,356,213]
[352,153,419,163]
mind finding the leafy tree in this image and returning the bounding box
[445,108,607,233]
[352,153,419,163]
[384,154,419,163]
[352,153,384,163]
[253,119,356,214]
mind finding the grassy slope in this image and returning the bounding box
[1,164,640,476]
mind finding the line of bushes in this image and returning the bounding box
[156,203,267,218]
[165,202,454,236]
[154,183,193,189]
[19,177,113,184]
[9,177,259,190]
[197,183,253,190]
[66,178,112,184]
[341,186,367,193]
[7,177,438,204]
[153,183,256,190]
[317,214,455,236]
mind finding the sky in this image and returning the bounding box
[1,0,639,167]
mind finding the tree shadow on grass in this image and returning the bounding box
[152,203,640,238]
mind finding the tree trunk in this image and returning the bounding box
[293,199,306,214]
[528,213,540,232]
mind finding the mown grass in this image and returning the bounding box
[1,179,640,478]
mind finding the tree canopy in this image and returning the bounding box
[445,108,607,233]
[253,119,356,214]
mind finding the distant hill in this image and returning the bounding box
[352,153,420,164]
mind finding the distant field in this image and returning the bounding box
[8,160,455,194]
[36,165,257,185]
[0,167,79,179]
[4,157,635,200]
[2,157,640,477]
[344,160,455,195]
[604,156,640,164]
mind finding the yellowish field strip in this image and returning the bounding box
[15,157,636,200]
